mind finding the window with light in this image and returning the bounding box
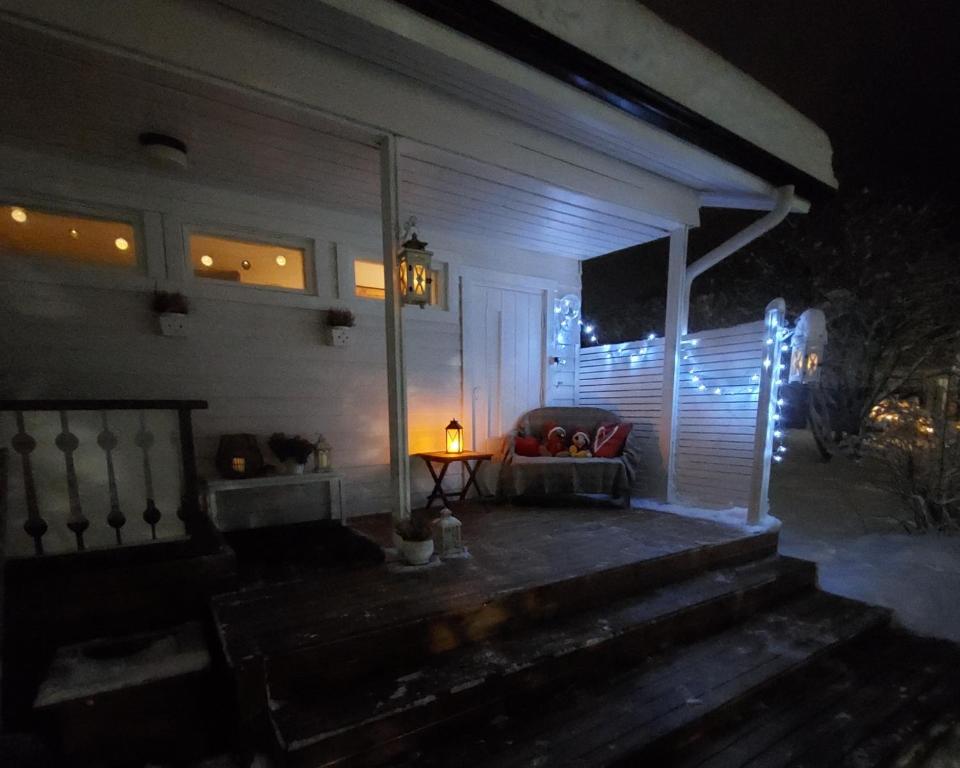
[190,233,306,291]
[0,204,137,268]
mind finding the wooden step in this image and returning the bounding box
[260,528,779,696]
[387,592,890,768]
[270,555,817,767]
[667,628,960,768]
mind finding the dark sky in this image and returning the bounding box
[641,0,960,190]
[583,2,960,342]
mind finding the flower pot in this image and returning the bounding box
[326,326,352,347]
[284,459,306,475]
[399,537,434,566]
[157,312,188,337]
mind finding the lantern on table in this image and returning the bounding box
[445,418,464,454]
[398,230,433,307]
[432,506,463,557]
[313,434,331,472]
[215,434,264,479]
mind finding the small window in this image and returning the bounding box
[0,204,137,268]
[354,258,443,304]
[354,259,386,299]
[190,233,306,291]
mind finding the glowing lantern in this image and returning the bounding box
[445,418,464,454]
[398,233,433,307]
[789,309,827,384]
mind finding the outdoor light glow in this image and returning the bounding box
[752,374,761,382]
[774,429,783,438]
[584,324,594,334]
[766,338,774,345]
[114,237,129,251]
[763,358,772,369]
[69,228,79,239]
[647,333,656,340]
[691,375,700,382]
[714,388,722,395]
[777,398,785,406]
[275,254,287,266]
[590,335,597,343]
[773,455,783,463]
[698,384,706,391]
[200,254,213,267]
[10,207,27,223]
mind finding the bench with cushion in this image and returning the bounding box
[497,406,640,507]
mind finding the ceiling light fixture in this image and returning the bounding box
[200,254,213,267]
[10,207,27,223]
[275,254,287,267]
[138,132,189,169]
[115,237,129,251]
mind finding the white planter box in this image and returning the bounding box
[326,326,352,346]
[157,312,189,337]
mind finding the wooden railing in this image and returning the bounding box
[0,400,207,556]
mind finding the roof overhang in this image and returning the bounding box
[394,0,837,203]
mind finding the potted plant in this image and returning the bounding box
[394,518,435,565]
[325,307,355,347]
[268,433,315,474]
[152,290,190,337]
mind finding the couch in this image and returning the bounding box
[497,406,640,506]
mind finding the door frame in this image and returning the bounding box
[460,266,555,452]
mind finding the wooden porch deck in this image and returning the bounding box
[211,506,777,667]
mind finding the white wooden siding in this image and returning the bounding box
[577,320,766,508]
[0,146,578,534]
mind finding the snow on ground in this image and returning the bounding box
[771,429,960,642]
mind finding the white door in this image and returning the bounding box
[463,280,546,454]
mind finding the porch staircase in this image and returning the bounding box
[218,525,960,768]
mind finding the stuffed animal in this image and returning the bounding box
[568,430,593,458]
[540,423,568,457]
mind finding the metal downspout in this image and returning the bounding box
[681,185,795,333]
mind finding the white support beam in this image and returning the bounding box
[658,227,688,503]
[380,135,411,521]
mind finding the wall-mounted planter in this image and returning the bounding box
[326,326,352,347]
[157,312,189,337]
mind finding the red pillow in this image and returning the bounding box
[593,422,632,458]
[514,435,541,457]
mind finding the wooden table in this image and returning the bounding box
[414,451,493,509]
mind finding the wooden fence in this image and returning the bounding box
[577,319,768,510]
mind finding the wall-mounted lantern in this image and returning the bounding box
[789,308,828,384]
[445,418,464,454]
[398,232,433,307]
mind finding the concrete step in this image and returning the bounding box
[270,555,818,767]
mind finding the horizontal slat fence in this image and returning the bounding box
[577,338,664,496]
[675,321,766,508]
[577,319,766,509]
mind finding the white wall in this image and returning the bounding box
[0,145,579,528]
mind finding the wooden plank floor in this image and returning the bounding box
[211,506,774,662]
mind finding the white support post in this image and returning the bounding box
[659,227,688,503]
[747,299,786,525]
[379,135,411,521]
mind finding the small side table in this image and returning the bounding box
[415,451,493,510]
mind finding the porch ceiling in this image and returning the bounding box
[0,24,667,259]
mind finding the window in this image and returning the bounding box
[354,258,444,305]
[0,204,137,268]
[190,233,306,291]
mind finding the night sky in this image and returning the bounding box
[583,1,960,340]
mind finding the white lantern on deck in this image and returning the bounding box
[789,309,828,384]
[432,507,463,557]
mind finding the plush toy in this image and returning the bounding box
[540,423,568,457]
[568,430,593,458]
